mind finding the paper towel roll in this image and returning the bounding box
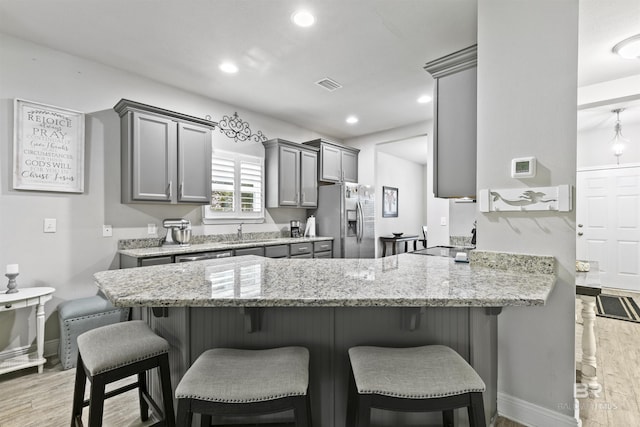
[305,216,316,237]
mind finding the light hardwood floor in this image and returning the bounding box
[577,288,640,427]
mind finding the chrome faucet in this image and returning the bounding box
[237,223,243,241]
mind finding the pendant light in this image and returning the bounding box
[611,108,629,164]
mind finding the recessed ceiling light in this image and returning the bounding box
[346,116,358,124]
[613,34,640,59]
[291,10,315,27]
[417,95,433,104]
[219,62,238,74]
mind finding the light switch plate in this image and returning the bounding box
[440,217,447,226]
[102,225,113,237]
[147,223,157,235]
[43,218,56,233]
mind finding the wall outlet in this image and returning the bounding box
[147,223,157,235]
[440,217,447,226]
[43,218,56,233]
[102,225,113,237]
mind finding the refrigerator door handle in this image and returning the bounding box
[356,201,363,243]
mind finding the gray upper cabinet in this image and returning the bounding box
[177,122,212,203]
[263,138,318,208]
[303,139,359,183]
[115,99,215,204]
[424,45,477,199]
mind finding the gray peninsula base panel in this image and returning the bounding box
[146,305,495,427]
[94,252,555,426]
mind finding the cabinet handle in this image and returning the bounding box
[301,192,305,204]
[167,181,173,198]
[578,232,584,236]
[298,246,308,252]
[180,182,184,199]
[215,252,231,258]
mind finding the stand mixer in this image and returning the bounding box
[162,218,192,247]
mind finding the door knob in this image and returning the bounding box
[578,224,583,228]
[578,232,584,236]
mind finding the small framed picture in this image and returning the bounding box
[382,186,398,218]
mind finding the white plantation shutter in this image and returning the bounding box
[203,150,264,223]
[240,161,262,212]
[210,156,235,212]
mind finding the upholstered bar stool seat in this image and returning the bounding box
[176,346,311,426]
[71,320,175,427]
[347,345,486,427]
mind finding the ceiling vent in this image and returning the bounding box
[315,77,342,92]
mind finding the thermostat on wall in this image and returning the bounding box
[511,157,536,178]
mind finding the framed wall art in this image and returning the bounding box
[13,99,85,193]
[382,186,398,218]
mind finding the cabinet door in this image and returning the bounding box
[278,146,300,206]
[300,150,318,207]
[341,150,358,183]
[177,122,212,203]
[132,112,176,202]
[320,144,342,182]
[434,66,477,198]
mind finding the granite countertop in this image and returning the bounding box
[94,252,556,308]
[119,236,333,258]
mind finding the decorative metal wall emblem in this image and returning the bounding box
[479,185,573,212]
[216,112,268,143]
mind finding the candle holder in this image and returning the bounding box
[5,273,19,294]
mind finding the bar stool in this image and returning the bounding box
[71,320,175,427]
[346,345,486,427]
[175,346,311,426]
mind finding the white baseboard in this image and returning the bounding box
[0,339,59,361]
[498,392,580,427]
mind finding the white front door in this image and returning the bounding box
[577,166,640,291]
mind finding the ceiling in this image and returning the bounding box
[0,0,638,161]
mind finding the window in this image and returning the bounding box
[202,150,264,224]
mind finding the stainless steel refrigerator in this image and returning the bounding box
[311,183,375,258]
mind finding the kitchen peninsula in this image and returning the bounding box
[94,251,556,426]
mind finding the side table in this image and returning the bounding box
[0,287,55,375]
[379,235,419,257]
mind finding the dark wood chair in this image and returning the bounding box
[176,347,311,426]
[419,225,428,248]
[346,345,486,427]
[71,320,175,427]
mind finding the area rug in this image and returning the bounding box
[595,294,640,323]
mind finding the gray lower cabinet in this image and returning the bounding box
[265,245,289,258]
[290,242,313,258]
[263,139,318,208]
[115,99,215,204]
[121,240,333,268]
[120,254,173,268]
[234,247,265,257]
[303,139,359,183]
[313,241,333,258]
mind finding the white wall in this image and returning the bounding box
[345,121,453,249]
[345,122,434,254]
[478,0,578,425]
[578,120,640,169]
[375,151,424,256]
[449,200,476,237]
[0,34,333,350]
